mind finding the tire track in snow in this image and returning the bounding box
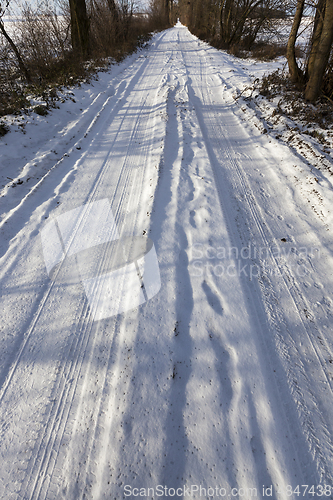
[21,36,172,500]
[70,39,198,496]
[179,29,333,484]
[70,62,179,500]
[0,29,168,408]
[184,73,317,486]
[93,28,302,496]
[0,49,160,400]
[0,32,170,500]
[171,36,289,492]
[0,31,168,257]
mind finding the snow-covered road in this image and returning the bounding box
[1,23,333,500]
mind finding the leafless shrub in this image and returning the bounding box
[89,0,153,60]
[148,0,171,31]
[0,0,155,117]
[256,69,333,128]
[0,32,30,116]
[17,3,71,78]
[249,41,287,60]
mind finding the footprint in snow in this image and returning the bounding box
[202,281,223,316]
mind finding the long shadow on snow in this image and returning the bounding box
[0,29,172,405]
[185,74,320,486]
[0,29,171,262]
[147,84,194,490]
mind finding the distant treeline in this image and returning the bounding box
[151,0,333,102]
[0,0,332,108]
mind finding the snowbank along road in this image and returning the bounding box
[1,22,333,500]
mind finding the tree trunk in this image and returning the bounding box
[305,0,333,101]
[247,16,266,49]
[219,0,226,40]
[169,0,173,24]
[223,0,233,44]
[106,0,118,21]
[228,0,262,45]
[69,0,90,58]
[164,0,171,25]
[286,0,305,83]
[0,19,31,82]
[306,0,325,77]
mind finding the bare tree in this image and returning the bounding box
[177,0,287,47]
[286,0,333,101]
[106,0,119,21]
[306,0,325,77]
[0,0,31,81]
[148,0,174,27]
[305,0,333,100]
[286,0,305,83]
[68,0,90,57]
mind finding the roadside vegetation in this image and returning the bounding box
[150,0,333,103]
[0,0,163,121]
[0,0,333,132]
[149,0,333,145]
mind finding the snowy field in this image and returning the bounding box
[0,22,333,500]
[0,17,23,38]
[0,15,312,47]
[257,17,312,50]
